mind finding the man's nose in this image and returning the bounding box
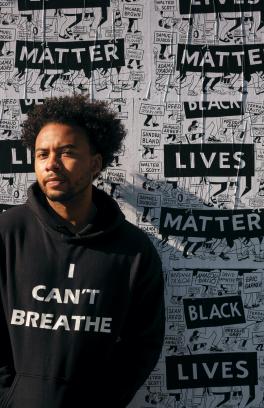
[45,153,61,171]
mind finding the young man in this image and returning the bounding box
[0,95,165,407]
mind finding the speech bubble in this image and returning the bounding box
[146,374,164,387]
[155,0,177,12]
[165,334,185,346]
[123,4,143,18]
[253,331,264,345]
[0,28,15,41]
[154,31,177,44]
[125,33,143,45]
[141,131,161,146]
[125,48,144,60]
[167,306,184,322]
[139,161,162,174]
[223,118,241,128]
[247,309,264,321]
[137,193,161,207]
[162,123,182,134]
[166,102,182,111]
[0,119,18,130]
[140,103,165,116]
[105,169,126,184]
[168,270,193,286]
[156,61,174,75]
[0,58,14,72]
[243,272,262,294]
[3,98,17,105]
[223,327,249,338]
[247,102,264,115]
[195,270,220,286]
[129,71,145,81]
[220,270,238,285]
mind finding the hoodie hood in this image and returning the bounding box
[26,181,125,242]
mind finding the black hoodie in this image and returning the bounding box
[0,182,165,408]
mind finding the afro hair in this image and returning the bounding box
[21,94,127,171]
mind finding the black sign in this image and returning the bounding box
[159,208,264,238]
[0,141,33,173]
[177,44,264,74]
[164,144,254,177]
[19,99,44,115]
[183,296,245,328]
[18,0,110,10]
[184,101,244,119]
[15,40,125,76]
[166,353,258,389]
[180,0,264,14]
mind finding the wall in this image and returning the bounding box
[0,0,263,407]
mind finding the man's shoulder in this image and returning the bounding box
[0,203,31,232]
[122,219,149,239]
[120,219,158,252]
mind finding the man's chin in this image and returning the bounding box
[39,181,91,203]
[46,192,73,203]
[42,186,74,203]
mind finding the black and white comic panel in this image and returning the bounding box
[2,0,264,407]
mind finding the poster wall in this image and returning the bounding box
[1,0,264,406]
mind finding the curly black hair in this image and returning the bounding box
[21,94,127,171]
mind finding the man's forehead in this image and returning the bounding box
[35,123,88,148]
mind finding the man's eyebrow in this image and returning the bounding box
[58,144,77,150]
[35,144,77,152]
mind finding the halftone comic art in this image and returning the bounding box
[2,1,264,407]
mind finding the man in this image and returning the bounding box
[0,95,165,407]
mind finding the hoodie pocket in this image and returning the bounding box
[1,374,19,408]
[1,374,69,408]
[1,373,108,408]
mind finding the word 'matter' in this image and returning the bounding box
[159,208,264,238]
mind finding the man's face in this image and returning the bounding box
[34,122,102,203]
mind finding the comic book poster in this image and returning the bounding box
[2,0,264,406]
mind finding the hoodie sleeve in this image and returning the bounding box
[0,234,15,402]
[106,238,165,407]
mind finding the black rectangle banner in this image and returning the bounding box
[159,208,264,238]
[166,353,258,389]
[0,141,33,173]
[179,0,264,14]
[18,0,110,10]
[177,44,264,74]
[184,101,244,119]
[15,40,125,76]
[19,99,44,115]
[164,144,254,177]
[183,296,245,328]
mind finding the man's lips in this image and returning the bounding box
[45,177,66,186]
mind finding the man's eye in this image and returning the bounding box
[37,153,48,159]
[62,150,74,156]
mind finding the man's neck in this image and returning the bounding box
[46,189,94,229]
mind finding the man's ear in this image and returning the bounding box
[92,153,103,179]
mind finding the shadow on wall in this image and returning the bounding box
[95,171,262,265]
[0,171,262,265]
